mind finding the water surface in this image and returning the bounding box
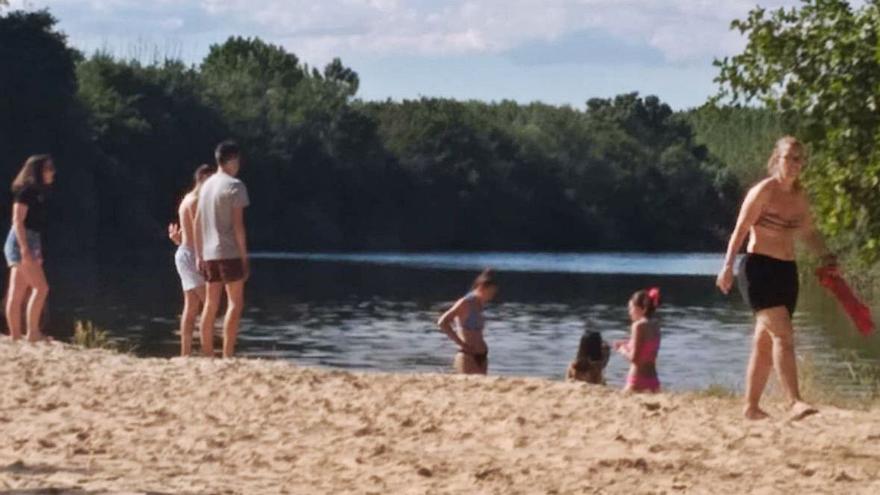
[46,252,879,394]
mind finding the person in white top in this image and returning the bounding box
[194,141,250,358]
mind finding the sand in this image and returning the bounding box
[0,340,878,494]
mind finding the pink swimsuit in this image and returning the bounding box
[624,333,661,392]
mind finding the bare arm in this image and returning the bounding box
[11,202,31,260]
[193,204,203,262]
[723,184,768,267]
[717,183,768,293]
[232,206,248,276]
[436,298,468,349]
[168,223,182,246]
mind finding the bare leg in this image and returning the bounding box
[764,306,817,419]
[5,267,27,340]
[200,282,223,357]
[19,261,49,342]
[744,318,773,420]
[180,287,204,357]
[221,280,245,358]
[453,352,486,375]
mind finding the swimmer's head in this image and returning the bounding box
[191,163,214,196]
[576,331,604,363]
[629,287,660,320]
[472,268,498,301]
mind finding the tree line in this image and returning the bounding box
[0,8,792,256]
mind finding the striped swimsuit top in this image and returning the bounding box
[756,211,802,231]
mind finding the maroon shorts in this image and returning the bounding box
[203,258,245,283]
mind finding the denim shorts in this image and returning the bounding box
[4,228,42,267]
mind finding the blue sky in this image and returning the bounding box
[8,0,804,109]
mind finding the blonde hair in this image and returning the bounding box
[767,136,805,188]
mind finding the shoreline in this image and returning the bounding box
[1,340,879,494]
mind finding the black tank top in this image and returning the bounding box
[12,185,49,233]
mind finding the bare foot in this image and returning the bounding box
[26,333,52,344]
[788,401,818,421]
[743,405,770,420]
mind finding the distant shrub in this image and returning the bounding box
[73,320,123,351]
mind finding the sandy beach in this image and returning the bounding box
[1,341,878,494]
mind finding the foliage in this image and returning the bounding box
[73,320,116,350]
[76,54,229,243]
[0,9,99,252]
[364,94,739,250]
[1,9,741,253]
[685,105,790,185]
[714,0,880,263]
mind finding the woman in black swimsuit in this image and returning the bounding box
[716,136,836,420]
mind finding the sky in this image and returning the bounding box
[7,0,808,110]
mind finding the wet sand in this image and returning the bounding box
[1,340,878,494]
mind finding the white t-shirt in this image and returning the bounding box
[198,171,250,261]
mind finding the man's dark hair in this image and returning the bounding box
[215,140,241,165]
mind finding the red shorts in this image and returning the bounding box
[203,258,245,283]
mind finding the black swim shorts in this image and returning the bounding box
[737,253,798,316]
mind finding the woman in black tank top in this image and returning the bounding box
[4,155,55,342]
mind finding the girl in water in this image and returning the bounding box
[716,136,835,420]
[4,155,55,342]
[437,268,498,375]
[614,288,661,393]
[168,164,213,356]
[566,330,610,384]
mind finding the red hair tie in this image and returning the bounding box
[647,287,661,307]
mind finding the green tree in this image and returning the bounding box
[684,105,789,185]
[715,0,880,262]
[0,9,98,253]
[0,11,742,254]
[77,54,228,244]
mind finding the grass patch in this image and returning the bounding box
[694,383,738,399]
[72,320,133,352]
[798,352,880,410]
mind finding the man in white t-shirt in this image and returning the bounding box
[194,140,250,358]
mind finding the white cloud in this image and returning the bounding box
[195,0,808,63]
[8,0,808,63]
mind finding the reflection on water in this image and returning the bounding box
[43,252,879,393]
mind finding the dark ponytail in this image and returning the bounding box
[630,287,661,317]
[472,268,497,290]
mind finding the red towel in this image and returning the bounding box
[815,266,875,336]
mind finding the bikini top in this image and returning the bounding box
[460,292,485,332]
[636,335,661,364]
[625,324,661,364]
[756,211,802,231]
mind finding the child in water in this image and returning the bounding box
[614,288,662,393]
[566,329,610,384]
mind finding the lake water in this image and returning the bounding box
[44,252,880,394]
